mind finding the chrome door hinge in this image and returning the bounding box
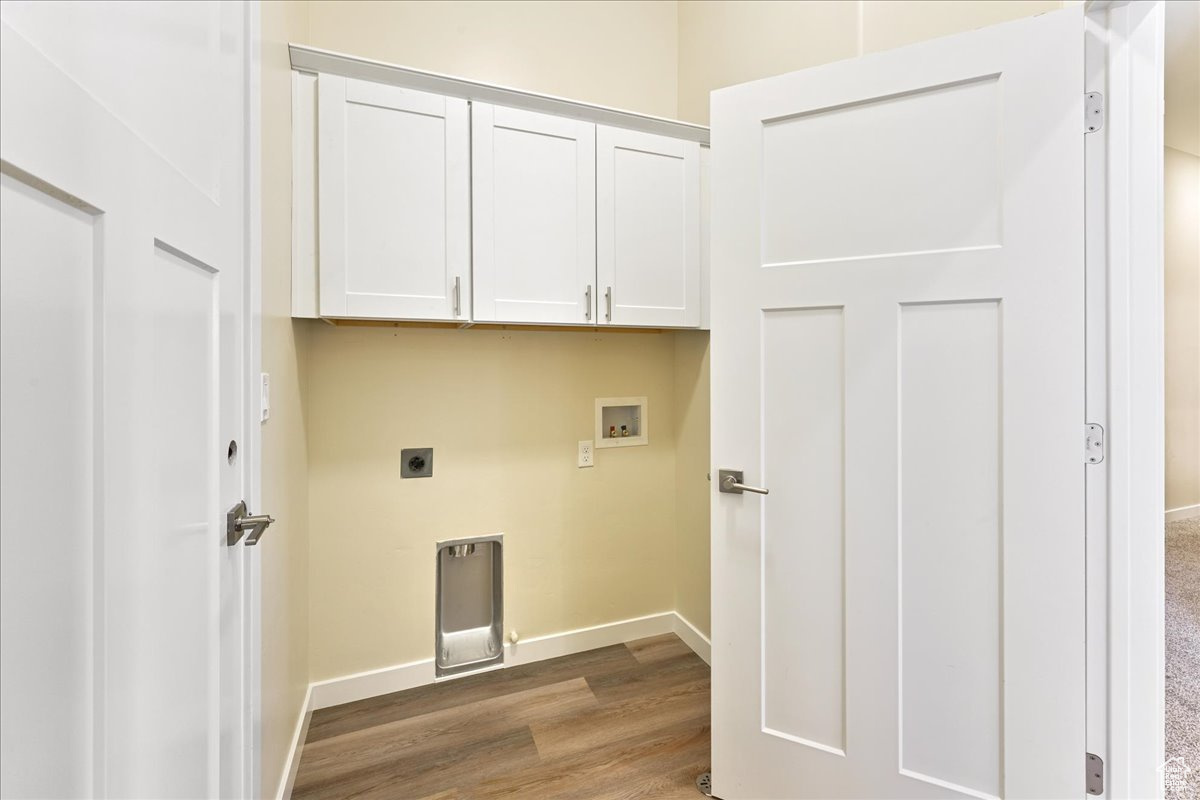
[1085,423,1105,464]
[1086,753,1104,795]
[1085,92,1104,133]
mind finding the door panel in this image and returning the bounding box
[0,173,97,800]
[761,306,845,755]
[898,301,1001,797]
[761,76,1002,266]
[0,2,252,796]
[473,104,595,324]
[711,8,1084,799]
[597,126,699,327]
[319,75,469,320]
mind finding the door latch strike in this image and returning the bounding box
[1085,92,1104,133]
[1085,423,1105,464]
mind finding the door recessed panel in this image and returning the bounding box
[762,76,1001,266]
[492,127,580,305]
[899,300,1001,798]
[345,102,447,298]
[107,242,217,795]
[762,306,845,754]
[0,172,97,799]
[613,147,686,309]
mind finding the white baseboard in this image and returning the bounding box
[1166,504,1200,522]
[672,612,711,665]
[309,610,681,711]
[506,611,676,667]
[310,654,436,710]
[275,685,313,800]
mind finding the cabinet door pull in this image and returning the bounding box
[453,276,461,317]
[585,285,592,321]
[605,287,612,322]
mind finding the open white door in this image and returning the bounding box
[0,2,261,798]
[711,7,1085,799]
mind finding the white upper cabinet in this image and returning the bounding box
[293,53,709,328]
[318,74,470,320]
[472,103,597,324]
[596,127,700,328]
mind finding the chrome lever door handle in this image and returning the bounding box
[240,514,275,546]
[226,500,276,546]
[718,469,769,495]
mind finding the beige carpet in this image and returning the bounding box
[1166,515,1200,799]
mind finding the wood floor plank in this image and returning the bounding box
[530,677,709,761]
[470,717,711,800]
[306,644,638,743]
[293,634,711,799]
[624,633,693,665]
[294,678,596,799]
[586,648,709,706]
[298,725,539,800]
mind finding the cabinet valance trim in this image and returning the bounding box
[289,43,710,145]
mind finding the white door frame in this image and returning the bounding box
[243,3,265,796]
[245,2,264,797]
[1084,1,1166,797]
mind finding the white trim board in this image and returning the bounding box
[274,685,312,800]
[1091,2,1166,797]
[1167,504,1200,523]
[672,612,712,665]
[307,611,705,711]
[288,44,710,145]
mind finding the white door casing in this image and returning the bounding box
[596,125,700,328]
[0,2,257,798]
[472,104,596,324]
[710,7,1085,800]
[318,74,470,321]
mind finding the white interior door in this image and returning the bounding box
[710,7,1085,799]
[596,125,700,328]
[0,2,256,798]
[318,75,470,321]
[472,104,596,324]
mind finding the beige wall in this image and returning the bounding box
[677,0,1064,124]
[673,331,711,635]
[294,0,687,682]
[1165,146,1200,514]
[304,0,679,118]
[260,1,311,797]
[289,1,1092,689]
[306,327,678,680]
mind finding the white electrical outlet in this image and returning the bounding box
[577,440,594,468]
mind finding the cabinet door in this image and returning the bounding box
[597,127,700,328]
[473,104,596,324]
[318,75,469,320]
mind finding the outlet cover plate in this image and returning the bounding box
[578,440,594,468]
[401,447,433,478]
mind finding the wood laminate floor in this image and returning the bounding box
[293,634,711,800]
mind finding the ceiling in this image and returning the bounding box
[1166,0,1200,155]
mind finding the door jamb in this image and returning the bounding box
[1084,1,1166,797]
[243,2,264,797]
